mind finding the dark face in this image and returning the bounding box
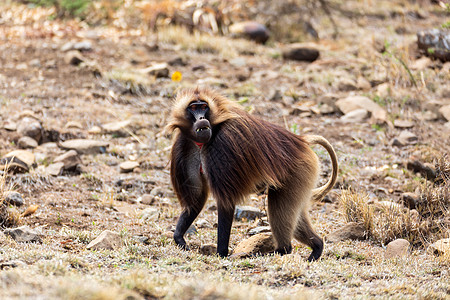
[187,100,212,144]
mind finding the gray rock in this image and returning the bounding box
[86,230,122,250]
[336,95,386,123]
[64,50,84,66]
[337,78,358,92]
[406,160,436,180]
[17,117,42,143]
[427,238,450,256]
[394,119,414,129]
[282,43,320,62]
[439,105,450,121]
[1,150,35,172]
[102,120,132,136]
[17,136,38,149]
[229,21,270,44]
[46,162,64,176]
[140,194,154,205]
[417,29,450,62]
[392,131,418,147]
[196,219,213,229]
[248,226,271,236]
[4,191,24,207]
[232,233,275,257]
[234,205,263,221]
[4,225,42,243]
[326,222,367,243]
[140,207,159,221]
[3,120,17,131]
[319,103,336,114]
[410,56,432,70]
[340,108,369,123]
[385,239,410,259]
[142,63,169,78]
[53,150,82,170]
[59,139,109,154]
[119,161,139,173]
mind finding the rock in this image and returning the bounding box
[3,120,17,131]
[407,160,436,180]
[22,204,38,217]
[142,63,169,78]
[119,161,140,173]
[4,191,24,207]
[186,224,197,236]
[53,150,82,170]
[326,222,367,243]
[17,136,38,149]
[229,21,270,44]
[410,56,432,70]
[319,103,335,114]
[168,56,187,66]
[86,230,122,250]
[0,260,27,269]
[46,162,64,176]
[439,105,450,122]
[200,244,217,256]
[375,83,390,99]
[64,121,83,129]
[281,43,320,62]
[133,235,149,244]
[417,29,450,62]
[59,139,109,154]
[17,117,42,143]
[102,120,132,136]
[140,207,159,221]
[394,119,414,129]
[4,225,42,243]
[196,219,213,229]
[337,78,358,92]
[232,233,275,256]
[340,108,369,123]
[427,238,450,256]
[64,50,84,66]
[248,226,271,236]
[385,239,410,259]
[392,131,418,147]
[401,192,419,209]
[234,206,263,221]
[88,126,102,134]
[335,95,386,123]
[140,194,154,205]
[1,150,36,172]
[422,110,439,121]
[61,40,93,52]
[356,76,372,90]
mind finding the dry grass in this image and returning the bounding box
[0,169,21,228]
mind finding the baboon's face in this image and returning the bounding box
[186,100,212,144]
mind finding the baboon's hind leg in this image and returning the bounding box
[294,211,324,261]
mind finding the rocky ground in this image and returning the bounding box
[0,1,449,299]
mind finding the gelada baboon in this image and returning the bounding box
[166,87,338,261]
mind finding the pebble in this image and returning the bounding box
[4,225,42,243]
[281,43,320,62]
[427,238,450,256]
[17,117,42,143]
[4,191,24,207]
[86,230,122,250]
[119,161,140,173]
[53,150,82,170]
[326,222,367,243]
[232,233,275,257]
[229,21,270,44]
[385,239,410,259]
[59,139,109,154]
[17,136,38,149]
[234,206,263,221]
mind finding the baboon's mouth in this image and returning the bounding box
[196,126,210,132]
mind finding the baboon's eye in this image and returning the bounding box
[189,103,208,111]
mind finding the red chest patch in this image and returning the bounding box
[196,142,204,174]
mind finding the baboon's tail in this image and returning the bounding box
[304,135,338,201]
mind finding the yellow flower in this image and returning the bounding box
[171,71,182,82]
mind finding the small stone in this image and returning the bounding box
[282,43,320,62]
[232,233,275,256]
[319,103,335,114]
[340,108,369,123]
[22,204,38,217]
[410,56,432,70]
[200,244,217,256]
[406,160,436,180]
[356,76,372,90]
[140,194,154,205]
[53,150,82,170]
[186,224,197,236]
[401,192,419,209]
[394,119,414,129]
[229,21,270,44]
[17,136,38,149]
[73,40,93,51]
[392,131,418,147]
[17,117,42,143]
[59,139,109,154]
[427,238,450,256]
[86,230,122,250]
[375,83,391,98]
[102,120,132,136]
[337,77,358,92]
[64,50,84,66]
[0,260,27,269]
[385,239,410,259]
[3,120,17,131]
[4,225,42,243]
[4,191,24,207]
[64,121,83,129]
[439,105,450,122]
[234,206,263,221]
[1,150,35,172]
[88,126,102,134]
[326,222,367,243]
[417,29,450,62]
[142,63,169,78]
[196,219,213,229]
[335,95,386,123]
[119,161,140,173]
[422,111,439,121]
[140,207,159,221]
[248,226,271,236]
[133,235,150,244]
[46,162,64,176]
[168,56,187,66]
